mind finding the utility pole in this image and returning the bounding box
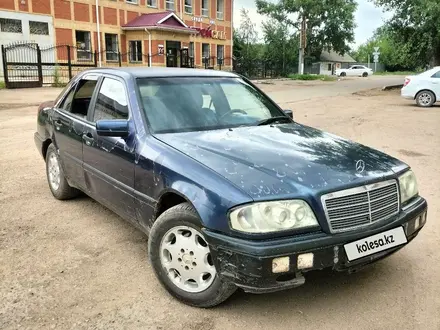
[298,14,306,74]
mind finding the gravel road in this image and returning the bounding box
[0,82,439,330]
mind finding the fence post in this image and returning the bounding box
[1,45,9,88]
[118,52,122,67]
[36,44,43,87]
[67,45,72,79]
[94,51,98,67]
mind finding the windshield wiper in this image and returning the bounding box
[257,116,292,126]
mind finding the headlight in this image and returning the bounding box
[398,170,418,204]
[229,200,319,233]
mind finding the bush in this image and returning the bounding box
[0,81,5,89]
[288,74,336,81]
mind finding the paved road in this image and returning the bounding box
[259,75,406,104]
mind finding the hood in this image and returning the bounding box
[155,123,408,200]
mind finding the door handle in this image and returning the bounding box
[82,133,94,146]
[54,120,62,130]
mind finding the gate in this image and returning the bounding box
[1,42,43,88]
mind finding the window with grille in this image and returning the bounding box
[29,21,49,35]
[105,33,119,62]
[0,18,22,33]
[185,0,192,14]
[75,30,91,60]
[217,45,224,64]
[201,0,209,17]
[129,40,142,62]
[216,0,224,20]
[166,0,175,11]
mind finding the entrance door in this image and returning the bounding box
[180,48,189,68]
[166,41,181,67]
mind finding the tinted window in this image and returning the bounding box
[431,71,440,78]
[93,78,129,121]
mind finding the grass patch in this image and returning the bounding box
[0,81,5,89]
[374,71,420,76]
[288,74,337,81]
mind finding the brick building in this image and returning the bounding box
[0,0,233,70]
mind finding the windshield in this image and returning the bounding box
[136,77,285,133]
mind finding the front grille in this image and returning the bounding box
[321,180,400,233]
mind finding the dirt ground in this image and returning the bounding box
[0,84,439,330]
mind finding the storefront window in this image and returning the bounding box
[75,30,91,61]
[129,40,142,62]
[216,0,224,20]
[201,0,209,17]
[166,0,175,11]
[105,33,119,62]
[185,0,192,14]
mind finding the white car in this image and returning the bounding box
[335,65,374,77]
[401,67,440,107]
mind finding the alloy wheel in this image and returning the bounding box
[48,152,61,191]
[159,226,216,293]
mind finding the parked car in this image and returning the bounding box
[335,65,374,77]
[35,68,427,308]
[401,66,440,107]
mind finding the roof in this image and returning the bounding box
[122,12,195,33]
[82,67,238,78]
[320,50,356,63]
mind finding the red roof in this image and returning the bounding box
[122,12,195,32]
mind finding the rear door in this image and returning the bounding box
[82,75,136,221]
[51,75,99,190]
[429,70,440,99]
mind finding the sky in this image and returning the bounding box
[232,0,394,48]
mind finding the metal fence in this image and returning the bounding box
[1,42,235,88]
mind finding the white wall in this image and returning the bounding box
[0,11,55,79]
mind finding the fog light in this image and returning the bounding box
[421,212,427,225]
[414,216,420,230]
[297,253,314,270]
[272,256,290,273]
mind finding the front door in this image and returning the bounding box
[82,75,137,221]
[180,48,189,68]
[166,41,181,67]
[51,75,99,190]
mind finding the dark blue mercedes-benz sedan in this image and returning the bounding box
[34,67,427,307]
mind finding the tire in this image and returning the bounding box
[45,143,79,200]
[148,202,236,308]
[362,72,368,77]
[415,90,435,107]
[340,72,346,77]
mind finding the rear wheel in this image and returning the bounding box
[148,203,236,308]
[362,72,368,77]
[45,143,79,200]
[415,90,435,107]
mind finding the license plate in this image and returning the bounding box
[344,227,408,261]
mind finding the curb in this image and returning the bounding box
[382,84,403,91]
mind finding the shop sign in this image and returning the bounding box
[193,27,226,40]
[158,44,164,55]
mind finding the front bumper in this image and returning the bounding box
[203,197,427,294]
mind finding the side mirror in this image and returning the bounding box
[283,109,293,119]
[96,119,129,137]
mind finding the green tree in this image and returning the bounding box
[234,8,262,76]
[353,26,426,71]
[371,0,440,66]
[255,0,357,60]
[262,19,299,75]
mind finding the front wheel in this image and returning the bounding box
[362,72,368,77]
[148,203,236,308]
[340,72,346,77]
